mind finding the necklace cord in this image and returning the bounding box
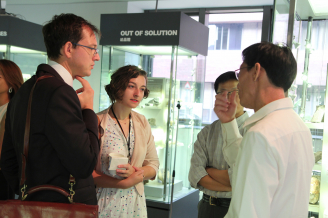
[111,106,131,159]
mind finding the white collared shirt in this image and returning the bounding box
[222,98,314,218]
[48,60,73,87]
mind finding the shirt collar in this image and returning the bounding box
[243,98,294,128]
[48,60,73,87]
[236,111,249,128]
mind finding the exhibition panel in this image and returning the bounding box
[0,15,47,80]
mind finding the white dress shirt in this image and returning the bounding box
[222,98,314,218]
[48,60,73,87]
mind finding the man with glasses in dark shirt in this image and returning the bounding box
[189,71,249,218]
[1,13,100,205]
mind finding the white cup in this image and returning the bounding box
[108,153,128,176]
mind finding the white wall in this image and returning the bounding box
[7,2,129,112]
[127,2,144,13]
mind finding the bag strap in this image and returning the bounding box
[20,75,76,203]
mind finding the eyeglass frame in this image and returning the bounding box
[216,89,239,96]
[71,42,99,56]
[234,66,252,80]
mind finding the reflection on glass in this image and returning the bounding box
[203,12,263,124]
[292,20,328,121]
[272,0,290,44]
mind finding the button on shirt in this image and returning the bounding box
[188,112,249,198]
[222,98,314,218]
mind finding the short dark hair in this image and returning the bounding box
[242,42,297,92]
[214,71,237,92]
[105,65,150,104]
[0,60,24,99]
[42,13,100,60]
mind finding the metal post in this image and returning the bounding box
[4,44,10,60]
[287,0,297,48]
[199,8,206,25]
[261,6,272,42]
[320,63,328,217]
[169,101,181,218]
[300,17,313,119]
[163,46,176,201]
[155,0,158,12]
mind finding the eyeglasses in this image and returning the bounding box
[71,42,99,56]
[216,89,239,96]
[235,66,251,80]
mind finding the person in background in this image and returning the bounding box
[93,65,159,218]
[0,59,24,200]
[1,13,100,204]
[215,42,314,218]
[188,71,249,218]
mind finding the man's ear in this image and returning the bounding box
[253,63,261,82]
[61,41,73,58]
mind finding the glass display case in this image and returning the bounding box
[295,19,328,218]
[0,15,47,77]
[272,0,291,45]
[0,45,47,81]
[274,0,328,216]
[100,12,209,217]
[100,45,205,214]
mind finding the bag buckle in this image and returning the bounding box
[68,174,76,203]
[21,184,28,200]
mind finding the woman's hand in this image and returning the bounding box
[122,167,144,189]
[116,163,135,178]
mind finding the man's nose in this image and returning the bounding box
[93,53,100,61]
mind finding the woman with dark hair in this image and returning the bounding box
[0,59,24,200]
[93,65,159,217]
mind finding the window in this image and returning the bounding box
[208,23,243,50]
[203,12,263,124]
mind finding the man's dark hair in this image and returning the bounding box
[242,42,297,92]
[214,71,237,92]
[105,65,150,104]
[42,13,100,60]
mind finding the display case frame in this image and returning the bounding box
[99,12,209,217]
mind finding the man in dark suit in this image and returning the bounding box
[0,13,100,205]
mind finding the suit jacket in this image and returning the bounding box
[0,64,100,205]
[97,108,159,195]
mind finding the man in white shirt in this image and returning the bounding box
[215,42,314,218]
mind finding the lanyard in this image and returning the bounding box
[111,106,131,159]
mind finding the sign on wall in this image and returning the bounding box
[100,12,209,56]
